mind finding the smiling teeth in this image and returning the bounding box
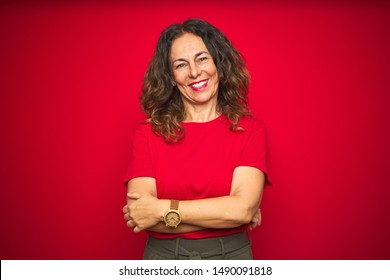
[191,81,207,88]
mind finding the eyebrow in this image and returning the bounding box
[172,51,210,64]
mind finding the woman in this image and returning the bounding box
[123,18,271,260]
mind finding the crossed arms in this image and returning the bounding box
[123,166,265,233]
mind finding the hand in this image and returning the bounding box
[125,192,165,233]
[248,208,262,230]
[123,205,137,228]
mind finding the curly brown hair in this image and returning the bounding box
[141,18,251,143]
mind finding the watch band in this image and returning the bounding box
[171,200,179,210]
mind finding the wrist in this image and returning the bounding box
[158,199,170,222]
[163,200,182,228]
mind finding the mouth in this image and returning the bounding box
[189,79,208,91]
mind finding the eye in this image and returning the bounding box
[198,56,208,63]
[175,62,187,69]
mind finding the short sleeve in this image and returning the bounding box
[236,120,272,186]
[123,124,155,184]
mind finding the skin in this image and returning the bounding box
[123,33,265,233]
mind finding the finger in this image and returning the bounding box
[127,220,136,228]
[127,192,141,199]
[122,206,129,213]
[133,226,142,233]
[123,213,131,221]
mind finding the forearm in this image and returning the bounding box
[169,195,259,229]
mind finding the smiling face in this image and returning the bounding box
[170,33,219,113]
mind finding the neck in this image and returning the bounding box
[183,103,219,123]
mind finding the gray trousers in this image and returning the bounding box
[143,231,253,260]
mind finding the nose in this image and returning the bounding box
[189,63,201,78]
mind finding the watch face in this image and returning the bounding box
[165,211,181,227]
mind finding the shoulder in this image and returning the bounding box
[237,115,267,132]
[131,119,153,138]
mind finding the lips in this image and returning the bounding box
[189,79,208,91]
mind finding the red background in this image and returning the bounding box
[1,1,390,259]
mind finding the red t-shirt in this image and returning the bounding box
[124,114,271,239]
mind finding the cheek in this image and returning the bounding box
[173,71,186,84]
[208,65,218,80]
[211,68,219,84]
[176,85,188,97]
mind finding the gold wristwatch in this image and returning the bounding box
[163,200,181,228]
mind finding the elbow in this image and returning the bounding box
[231,205,257,225]
[241,210,255,224]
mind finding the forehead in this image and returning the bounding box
[170,33,208,60]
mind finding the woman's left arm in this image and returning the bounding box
[128,166,265,232]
